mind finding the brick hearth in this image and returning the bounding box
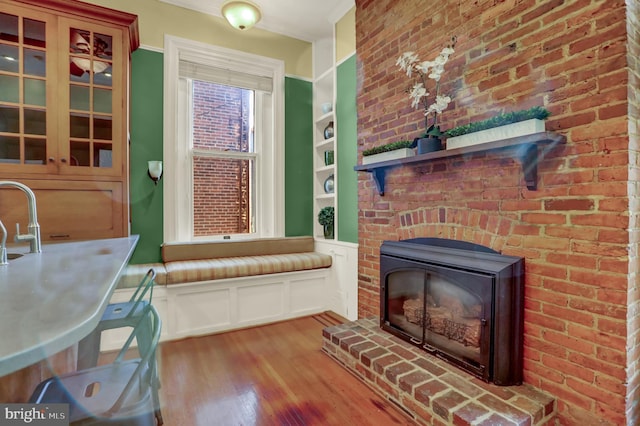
[322,318,556,425]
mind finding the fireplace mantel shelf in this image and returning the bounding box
[354,131,566,195]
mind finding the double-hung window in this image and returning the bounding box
[163,36,284,242]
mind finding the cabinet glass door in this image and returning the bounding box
[67,26,114,170]
[0,9,52,171]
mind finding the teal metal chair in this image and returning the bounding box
[30,304,162,425]
[76,268,162,425]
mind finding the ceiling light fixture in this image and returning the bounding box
[221,1,262,31]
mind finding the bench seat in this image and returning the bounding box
[117,236,331,288]
[164,252,331,284]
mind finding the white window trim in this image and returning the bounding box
[163,35,285,242]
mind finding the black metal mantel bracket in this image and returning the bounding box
[354,132,566,196]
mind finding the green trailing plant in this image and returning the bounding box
[317,206,334,226]
[362,140,414,157]
[445,106,551,138]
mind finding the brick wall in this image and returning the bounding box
[354,0,635,424]
[192,81,251,236]
[625,0,640,422]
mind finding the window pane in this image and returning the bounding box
[93,87,111,113]
[0,75,18,103]
[94,143,112,167]
[0,106,19,133]
[0,44,19,72]
[0,13,18,43]
[70,141,89,166]
[192,156,254,237]
[70,85,90,111]
[192,80,254,152]
[23,108,45,135]
[24,78,45,106]
[94,115,112,140]
[0,135,19,162]
[23,48,45,76]
[24,137,45,163]
[23,18,45,48]
[70,113,89,138]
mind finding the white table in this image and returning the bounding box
[0,235,139,377]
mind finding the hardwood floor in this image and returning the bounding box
[155,312,416,425]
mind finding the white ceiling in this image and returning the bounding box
[158,0,355,42]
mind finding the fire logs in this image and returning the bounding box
[402,296,482,348]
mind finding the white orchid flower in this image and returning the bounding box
[395,37,456,134]
[415,60,435,74]
[409,83,427,108]
[426,95,451,114]
[441,47,455,56]
[396,52,419,76]
[434,54,448,66]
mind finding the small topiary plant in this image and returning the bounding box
[317,206,334,226]
[445,106,550,138]
[363,140,415,157]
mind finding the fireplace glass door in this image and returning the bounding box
[382,256,494,378]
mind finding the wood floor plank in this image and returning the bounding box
[156,313,417,425]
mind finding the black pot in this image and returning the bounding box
[323,224,334,239]
[416,137,442,154]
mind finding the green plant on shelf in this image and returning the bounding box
[317,206,334,226]
[445,106,551,138]
[362,140,414,157]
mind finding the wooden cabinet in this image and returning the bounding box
[0,0,138,242]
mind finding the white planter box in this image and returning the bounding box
[446,119,546,150]
[362,148,415,164]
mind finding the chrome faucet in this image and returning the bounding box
[0,181,41,254]
[0,219,7,265]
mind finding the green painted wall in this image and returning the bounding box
[127,50,313,263]
[336,55,358,244]
[284,77,313,236]
[129,48,164,264]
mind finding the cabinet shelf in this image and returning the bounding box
[354,132,566,195]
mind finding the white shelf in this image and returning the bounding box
[313,33,336,240]
[316,138,334,150]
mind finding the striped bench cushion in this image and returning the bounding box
[164,252,332,284]
[117,263,168,288]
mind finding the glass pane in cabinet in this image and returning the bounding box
[0,135,19,162]
[23,109,45,135]
[94,34,112,59]
[93,88,111,113]
[0,106,19,133]
[24,137,45,164]
[24,78,45,106]
[0,13,18,43]
[94,142,112,167]
[23,19,45,48]
[70,85,89,111]
[69,57,91,83]
[70,29,90,54]
[0,44,19,72]
[70,113,89,138]
[23,48,45,76]
[93,62,112,87]
[0,75,18,103]
[94,116,112,140]
[70,141,89,166]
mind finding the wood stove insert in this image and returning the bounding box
[380,238,524,385]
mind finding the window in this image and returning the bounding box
[163,36,284,242]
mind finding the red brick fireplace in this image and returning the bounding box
[353,0,640,424]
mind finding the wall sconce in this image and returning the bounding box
[222,1,262,31]
[148,161,163,185]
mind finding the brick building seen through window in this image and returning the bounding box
[191,80,253,237]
